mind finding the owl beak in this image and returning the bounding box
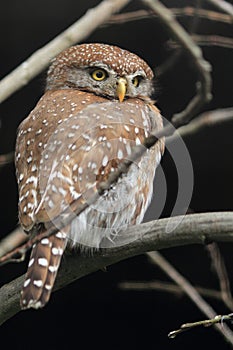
[116,78,127,102]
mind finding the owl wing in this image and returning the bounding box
[16,92,163,235]
[15,90,105,232]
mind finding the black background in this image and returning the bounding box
[0,1,233,349]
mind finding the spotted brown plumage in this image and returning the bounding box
[16,43,164,309]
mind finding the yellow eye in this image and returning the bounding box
[91,69,107,81]
[132,76,140,87]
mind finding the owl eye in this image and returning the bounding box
[132,75,143,87]
[91,69,107,81]
[132,77,139,87]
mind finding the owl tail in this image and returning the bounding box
[20,229,68,309]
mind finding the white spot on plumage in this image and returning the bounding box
[31,164,37,172]
[71,124,79,130]
[45,284,52,290]
[36,129,42,135]
[124,125,130,132]
[156,152,161,164]
[106,142,111,149]
[38,258,48,267]
[49,265,58,273]
[102,155,108,167]
[33,280,43,287]
[58,187,67,196]
[57,171,73,184]
[16,152,21,161]
[70,186,80,199]
[48,200,54,208]
[26,176,38,185]
[56,231,67,239]
[83,134,91,140]
[126,143,132,155]
[41,238,50,245]
[51,184,58,193]
[100,124,107,129]
[117,149,123,159]
[28,258,34,267]
[24,278,31,287]
[73,164,78,171]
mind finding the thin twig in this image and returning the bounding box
[0,0,131,104]
[0,227,27,259]
[167,107,233,143]
[156,51,182,77]
[143,0,212,126]
[157,34,233,75]
[189,0,203,34]
[206,0,233,19]
[193,34,233,49]
[1,212,233,325]
[169,313,233,339]
[147,251,233,346]
[107,8,232,24]
[0,152,14,167]
[169,35,233,50]
[207,243,233,310]
[119,280,224,300]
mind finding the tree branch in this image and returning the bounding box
[169,313,233,341]
[107,8,232,24]
[143,0,212,126]
[119,280,224,300]
[166,107,233,143]
[0,227,27,260]
[0,0,131,104]
[206,0,233,20]
[0,152,14,168]
[169,35,233,50]
[147,251,233,345]
[207,243,233,310]
[1,211,233,326]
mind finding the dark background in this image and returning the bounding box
[0,0,233,349]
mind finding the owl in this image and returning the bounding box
[15,43,164,309]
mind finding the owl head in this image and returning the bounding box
[46,43,154,102]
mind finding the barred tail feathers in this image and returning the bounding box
[20,230,67,309]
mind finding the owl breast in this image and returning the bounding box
[16,89,163,249]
